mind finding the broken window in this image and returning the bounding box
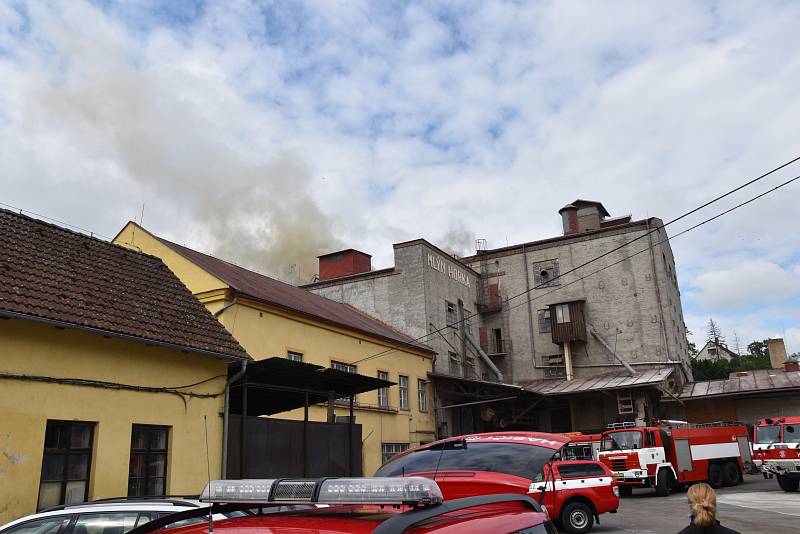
[538,309,552,333]
[617,391,634,414]
[533,259,560,287]
[446,301,457,328]
[449,351,462,377]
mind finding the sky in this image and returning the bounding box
[1,0,798,354]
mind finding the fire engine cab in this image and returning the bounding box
[375,432,619,534]
[753,416,800,492]
[597,421,751,496]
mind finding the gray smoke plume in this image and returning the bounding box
[439,224,476,258]
[32,23,341,284]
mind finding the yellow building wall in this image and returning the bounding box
[0,320,229,524]
[219,299,436,475]
[112,225,436,476]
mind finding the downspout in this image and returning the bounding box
[645,219,671,363]
[465,333,503,381]
[522,243,538,369]
[221,359,247,478]
[588,324,636,375]
[214,297,238,318]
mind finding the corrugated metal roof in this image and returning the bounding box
[676,368,800,399]
[524,367,674,395]
[153,235,435,355]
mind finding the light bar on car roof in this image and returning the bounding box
[200,477,442,506]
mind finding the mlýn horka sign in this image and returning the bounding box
[427,253,471,287]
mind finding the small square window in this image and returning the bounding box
[538,309,551,333]
[287,351,303,362]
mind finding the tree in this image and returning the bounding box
[747,340,768,359]
[686,328,698,357]
[706,319,725,344]
[731,330,742,356]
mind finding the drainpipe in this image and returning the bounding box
[214,297,238,318]
[588,323,636,375]
[221,359,247,478]
[465,333,503,381]
[563,341,574,381]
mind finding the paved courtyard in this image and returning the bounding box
[592,474,799,533]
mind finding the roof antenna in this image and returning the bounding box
[204,415,214,534]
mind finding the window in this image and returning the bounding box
[557,463,607,478]
[537,309,551,333]
[38,420,94,510]
[399,375,409,410]
[446,301,457,328]
[544,354,563,366]
[708,347,718,356]
[287,351,303,362]
[463,310,473,335]
[331,361,356,374]
[464,356,476,378]
[617,391,634,414]
[533,259,560,287]
[74,513,140,534]
[449,351,462,377]
[128,425,169,497]
[554,303,571,324]
[2,517,68,534]
[331,361,357,402]
[418,379,427,412]
[377,371,389,408]
[381,443,408,465]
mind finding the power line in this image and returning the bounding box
[352,165,800,365]
[0,201,114,240]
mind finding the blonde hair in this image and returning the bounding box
[687,483,717,527]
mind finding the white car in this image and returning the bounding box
[0,499,248,534]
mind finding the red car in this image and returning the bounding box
[375,432,619,533]
[128,477,557,534]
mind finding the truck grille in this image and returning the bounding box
[610,459,628,471]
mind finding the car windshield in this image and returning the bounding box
[756,425,781,444]
[784,424,800,444]
[374,441,557,482]
[601,431,642,451]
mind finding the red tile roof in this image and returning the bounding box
[0,209,249,360]
[151,234,435,355]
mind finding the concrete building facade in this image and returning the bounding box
[304,200,693,434]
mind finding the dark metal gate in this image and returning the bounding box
[226,415,362,478]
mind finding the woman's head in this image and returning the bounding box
[687,483,717,527]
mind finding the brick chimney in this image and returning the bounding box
[559,199,611,235]
[318,249,372,281]
[767,338,788,369]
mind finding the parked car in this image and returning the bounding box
[0,498,249,534]
[126,477,558,534]
[374,431,619,533]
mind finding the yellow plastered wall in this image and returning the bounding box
[219,299,436,475]
[112,225,436,476]
[0,320,228,524]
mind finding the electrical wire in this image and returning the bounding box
[352,168,800,365]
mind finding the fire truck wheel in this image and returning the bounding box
[618,485,633,497]
[561,501,594,534]
[776,474,799,492]
[655,469,671,496]
[722,462,741,486]
[708,464,724,489]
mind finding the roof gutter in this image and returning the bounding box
[0,310,249,362]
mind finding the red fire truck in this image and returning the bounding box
[753,416,800,492]
[563,433,602,460]
[597,421,751,496]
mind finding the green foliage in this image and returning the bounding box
[691,340,772,381]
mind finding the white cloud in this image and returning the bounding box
[691,260,800,310]
[0,0,798,330]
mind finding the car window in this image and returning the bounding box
[2,517,68,534]
[557,463,606,478]
[375,442,557,481]
[73,513,139,534]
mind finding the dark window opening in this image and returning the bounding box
[128,425,169,497]
[38,420,95,510]
[537,309,551,333]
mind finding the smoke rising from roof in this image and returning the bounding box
[28,5,341,284]
[439,225,475,258]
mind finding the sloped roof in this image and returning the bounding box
[0,209,249,360]
[697,340,740,359]
[152,234,435,355]
[523,367,674,395]
[673,368,800,400]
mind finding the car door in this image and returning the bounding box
[70,512,140,534]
